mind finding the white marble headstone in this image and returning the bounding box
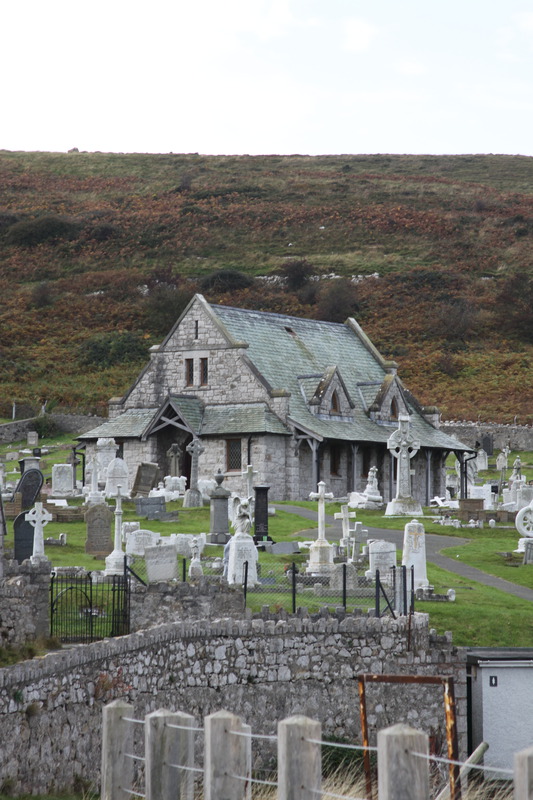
[144,544,178,583]
[365,540,396,582]
[227,533,258,586]
[401,519,429,591]
[126,528,162,556]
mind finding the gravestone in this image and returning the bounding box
[13,468,44,510]
[122,520,140,543]
[306,481,335,576]
[330,561,358,590]
[27,431,38,448]
[254,485,270,540]
[96,437,118,484]
[105,457,130,498]
[481,434,493,456]
[476,449,489,472]
[52,464,75,497]
[85,503,114,557]
[13,513,34,563]
[209,470,231,544]
[523,540,533,565]
[131,462,160,497]
[144,544,178,583]
[365,540,397,583]
[188,537,203,578]
[134,495,178,521]
[126,528,161,556]
[227,529,259,587]
[401,519,430,591]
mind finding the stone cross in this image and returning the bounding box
[105,486,125,575]
[334,504,356,546]
[309,481,334,542]
[387,414,420,500]
[25,502,52,565]
[350,521,368,563]
[186,438,205,492]
[241,464,258,499]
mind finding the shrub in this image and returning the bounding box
[315,279,360,322]
[78,332,148,368]
[143,285,193,336]
[277,258,315,291]
[31,415,59,438]
[29,281,54,308]
[4,215,80,246]
[200,269,254,293]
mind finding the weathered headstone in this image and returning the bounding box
[96,437,118,484]
[27,431,39,448]
[52,464,75,497]
[401,519,430,591]
[85,503,114,557]
[13,512,34,563]
[385,415,423,516]
[126,528,161,556]
[134,495,178,521]
[209,471,231,544]
[13,468,44,510]
[476,448,489,472]
[227,506,258,587]
[131,462,160,497]
[145,544,178,583]
[105,458,130,498]
[523,540,533,565]
[365,540,397,583]
[122,520,140,543]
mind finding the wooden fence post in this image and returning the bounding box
[278,715,321,800]
[101,699,134,800]
[145,709,195,800]
[514,744,533,800]
[377,724,429,800]
[204,709,250,800]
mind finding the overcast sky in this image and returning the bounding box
[3,0,533,156]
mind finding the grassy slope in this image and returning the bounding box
[0,150,532,420]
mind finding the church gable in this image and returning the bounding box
[368,374,408,423]
[302,367,354,419]
[161,294,236,352]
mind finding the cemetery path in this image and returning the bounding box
[279,505,533,604]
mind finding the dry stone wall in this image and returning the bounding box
[0,610,466,795]
[440,422,533,451]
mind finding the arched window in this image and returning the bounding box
[331,391,340,415]
[390,397,399,420]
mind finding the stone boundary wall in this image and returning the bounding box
[0,611,466,795]
[440,422,533,451]
[0,414,106,445]
[0,562,51,647]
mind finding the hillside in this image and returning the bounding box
[0,150,532,423]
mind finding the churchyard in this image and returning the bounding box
[1,426,533,647]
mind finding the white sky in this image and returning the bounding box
[2,0,533,156]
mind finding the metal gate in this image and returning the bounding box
[50,567,130,644]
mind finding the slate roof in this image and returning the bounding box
[210,303,471,452]
[78,408,156,440]
[201,404,289,436]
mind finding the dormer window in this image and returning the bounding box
[331,390,340,415]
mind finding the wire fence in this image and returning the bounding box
[125,552,414,618]
[102,701,526,800]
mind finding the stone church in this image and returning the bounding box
[79,293,471,502]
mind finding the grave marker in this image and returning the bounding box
[85,503,114,557]
[145,544,178,583]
